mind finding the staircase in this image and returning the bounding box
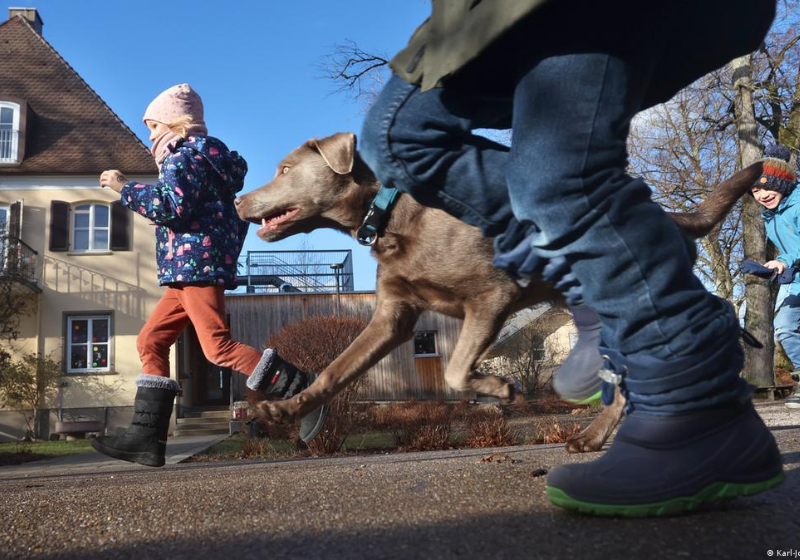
[174,407,230,437]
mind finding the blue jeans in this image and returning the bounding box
[360,64,751,412]
[775,286,800,369]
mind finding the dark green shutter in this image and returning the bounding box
[49,200,69,252]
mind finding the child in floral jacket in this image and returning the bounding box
[94,84,326,467]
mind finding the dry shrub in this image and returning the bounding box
[237,436,296,459]
[508,395,532,417]
[776,368,798,387]
[527,418,584,444]
[372,401,453,451]
[463,406,519,448]
[251,314,369,455]
[305,385,361,456]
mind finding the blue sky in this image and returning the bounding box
[14,0,431,290]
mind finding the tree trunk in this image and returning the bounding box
[732,54,777,388]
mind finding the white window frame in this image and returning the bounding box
[0,101,20,163]
[71,203,110,253]
[414,330,439,357]
[66,314,112,374]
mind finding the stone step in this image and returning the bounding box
[177,416,230,426]
[181,409,230,419]
[173,426,229,437]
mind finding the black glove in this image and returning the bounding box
[740,259,778,280]
[740,259,798,285]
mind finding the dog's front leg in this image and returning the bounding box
[443,303,517,401]
[255,298,419,423]
[566,385,625,453]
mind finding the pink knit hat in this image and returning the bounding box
[142,83,208,134]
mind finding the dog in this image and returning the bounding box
[235,132,762,452]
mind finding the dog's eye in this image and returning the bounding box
[282,166,290,174]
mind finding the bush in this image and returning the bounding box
[253,314,369,455]
[372,401,453,452]
[0,351,61,440]
[463,406,519,448]
[526,418,584,444]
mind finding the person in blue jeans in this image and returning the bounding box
[751,145,800,410]
[359,0,784,516]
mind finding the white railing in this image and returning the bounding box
[0,129,19,162]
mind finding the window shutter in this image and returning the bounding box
[9,199,22,241]
[110,201,131,251]
[49,200,69,252]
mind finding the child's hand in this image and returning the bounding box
[100,169,128,193]
[764,260,786,274]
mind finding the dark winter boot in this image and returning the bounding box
[546,400,784,517]
[247,349,329,443]
[91,375,179,467]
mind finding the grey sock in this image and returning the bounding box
[552,304,604,402]
[135,374,181,392]
[246,349,276,391]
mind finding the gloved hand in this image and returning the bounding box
[740,259,798,284]
[740,259,778,280]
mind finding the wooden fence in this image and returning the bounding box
[225,291,471,402]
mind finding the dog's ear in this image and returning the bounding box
[313,132,356,175]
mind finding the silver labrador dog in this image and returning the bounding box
[235,132,761,452]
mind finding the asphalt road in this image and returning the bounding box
[1,401,799,560]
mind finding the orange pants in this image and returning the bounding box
[137,284,262,377]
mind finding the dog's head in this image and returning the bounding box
[235,132,371,242]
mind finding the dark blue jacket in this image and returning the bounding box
[120,135,249,289]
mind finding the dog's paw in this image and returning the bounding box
[255,399,295,424]
[565,431,604,454]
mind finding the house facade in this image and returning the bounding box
[0,8,163,440]
[0,7,576,443]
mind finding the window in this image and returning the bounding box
[0,102,20,163]
[568,332,579,349]
[72,203,110,252]
[67,315,111,373]
[414,331,438,356]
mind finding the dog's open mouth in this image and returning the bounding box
[255,207,301,236]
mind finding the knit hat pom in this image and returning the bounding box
[755,144,797,197]
[764,144,792,162]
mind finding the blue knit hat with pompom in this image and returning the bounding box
[754,145,797,197]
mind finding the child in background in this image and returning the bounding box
[751,144,800,409]
[94,84,327,467]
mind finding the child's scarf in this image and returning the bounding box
[151,130,183,171]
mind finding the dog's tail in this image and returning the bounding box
[668,162,762,239]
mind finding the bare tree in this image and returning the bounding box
[0,352,61,440]
[317,40,391,107]
[479,311,569,398]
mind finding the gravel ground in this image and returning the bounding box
[1,401,798,560]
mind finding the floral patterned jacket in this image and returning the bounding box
[120,135,249,289]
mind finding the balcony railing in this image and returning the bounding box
[0,128,19,162]
[236,249,354,294]
[0,237,40,290]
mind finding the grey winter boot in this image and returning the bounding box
[552,303,604,404]
[91,375,180,467]
[247,349,329,443]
